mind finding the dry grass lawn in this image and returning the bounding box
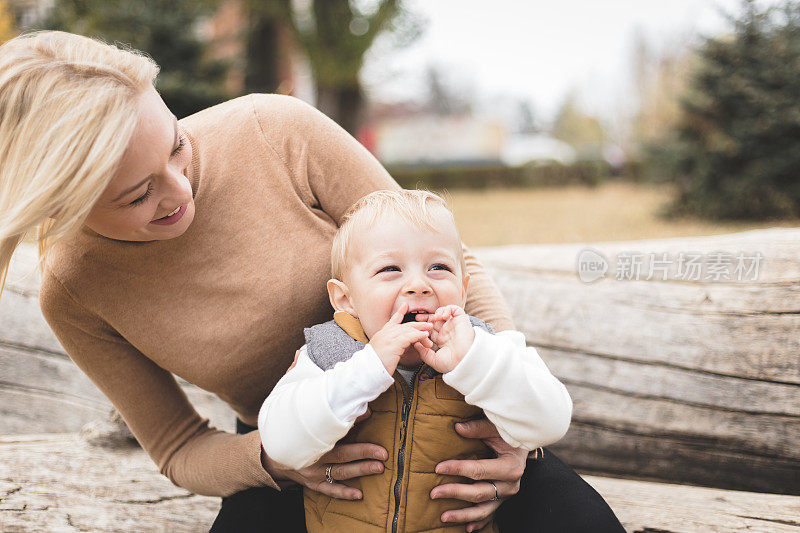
[445,181,800,247]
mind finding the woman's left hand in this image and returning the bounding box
[431,418,527,532]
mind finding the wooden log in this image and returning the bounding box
[1,433,798,533]
[559,422,800,496]
[1,245,236,436]
[0,283,64,354]
[4,230,799,494]
[475,228,800,494]
[482,268,800,383]
[0,434,220,532]
[542,347,799,416]
[582,474,800,533]
[0,334,236,436]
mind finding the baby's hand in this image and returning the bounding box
[413,305,475,373]
[369,303,433,375]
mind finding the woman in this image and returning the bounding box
[0,31,623,532]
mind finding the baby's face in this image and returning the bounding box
[343,208,468,366]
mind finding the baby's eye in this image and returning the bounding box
[378,266,400,273]
[430,264,452,272]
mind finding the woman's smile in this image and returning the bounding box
[84,86,195,241]
[151,203,186,225]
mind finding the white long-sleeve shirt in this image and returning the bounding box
[258,326,572,470]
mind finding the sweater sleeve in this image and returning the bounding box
[443,327,573,450]
[39,270,278,497]
[249,94,514,331]
[258,344,393,470]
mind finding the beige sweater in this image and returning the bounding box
[39,94,514,498]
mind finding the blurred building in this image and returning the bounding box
[362,102,585,168]
[370,116,505,167]
[501,134,577,166]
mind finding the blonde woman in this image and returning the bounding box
[0,31,623,532]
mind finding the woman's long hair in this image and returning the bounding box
[0,30,159,298]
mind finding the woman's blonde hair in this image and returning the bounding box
[331,188,466,281]
[0,30,159,298]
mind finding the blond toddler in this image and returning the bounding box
[258,189,572,532]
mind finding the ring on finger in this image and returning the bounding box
[488,481,499,501]
[325,464,334,484]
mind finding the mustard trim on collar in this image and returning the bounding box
[333,311,369,343]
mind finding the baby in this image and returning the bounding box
[258,189,572,533]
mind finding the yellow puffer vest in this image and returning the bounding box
[302,313,498,533]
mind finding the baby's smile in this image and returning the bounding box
[331,205,469,343]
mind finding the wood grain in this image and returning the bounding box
[0,434,219,532]
[475,228,800,494]
[1,433,797,532]
[582,474,800,533]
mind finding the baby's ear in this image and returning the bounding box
[462,273,470,300]
[327,278,357,316]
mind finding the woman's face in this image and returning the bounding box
[84,85,195,241]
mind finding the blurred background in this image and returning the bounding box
[2,0,799,246]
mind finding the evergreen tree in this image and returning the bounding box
[660,0,800,219]
[41,0,229,119]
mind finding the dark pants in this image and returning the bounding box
[211,420,624,532]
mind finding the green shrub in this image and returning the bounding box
[388,161,610,191]
[654,0,800,220]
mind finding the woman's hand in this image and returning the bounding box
[431,418,528,532]
[261,408,388,500]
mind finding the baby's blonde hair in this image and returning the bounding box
[0,31,159,299]
[331,189,466,281]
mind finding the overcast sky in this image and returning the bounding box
[361,0,784,124]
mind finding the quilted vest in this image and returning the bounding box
[302,312,499,533]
